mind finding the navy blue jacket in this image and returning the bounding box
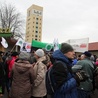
[52,50,78,98]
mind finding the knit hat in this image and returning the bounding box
[35,49,45,57]
[19,52,30,60]
[60,43,74,53]
[83,51,92,57]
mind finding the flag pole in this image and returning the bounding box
[10,37,20,52]
[10,44,16,52]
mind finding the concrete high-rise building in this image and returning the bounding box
[25,4,43,43]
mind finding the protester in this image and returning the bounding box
[7,51,19,92]
[46,43,88,98]
[31,49,47,98]
[9,52,34,98]
[95,57,98,67]
[76,51,94,98]
[2,51,11,93]
[0,56,5,97]
[0,51,4,57]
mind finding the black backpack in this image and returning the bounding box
[46,66,55,96]
[45,60,72,97]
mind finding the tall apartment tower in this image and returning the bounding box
[25,4,43,43]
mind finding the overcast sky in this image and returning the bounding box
[1,0,98,43]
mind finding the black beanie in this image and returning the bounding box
[83,51,91,57]
[60,43,74,53]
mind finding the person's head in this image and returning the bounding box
[90,55,95,61]
[95,57,98,66]
[77,54,82,60]
[60,43,75,59]
[11,52,19,58]
[0,51,4,57]
[82,51,92,59]
[34,49,45,59]
[18,52,30,61]
[96,58,98,62]
[80,54,85,60]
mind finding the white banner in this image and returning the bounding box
[53,38,59,51]
[20,42,31,52]
[16,38,24,48]
[66,38,89,52]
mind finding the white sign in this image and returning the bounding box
[53,38,59,51]
[20,42,31,52]
[66,38,89,52]
[16,38,24,48]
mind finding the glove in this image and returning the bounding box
[75,70,89,82]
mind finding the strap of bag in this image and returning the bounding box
[48,67,55,93]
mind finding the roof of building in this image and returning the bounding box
[88,42,98,51]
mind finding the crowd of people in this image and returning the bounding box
[0,43,98,98]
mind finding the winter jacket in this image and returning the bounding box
[32,56,47,97]
[7,56,17,78]
[9,60,34,98]
[0,62,5,94]
[51,50,78,98]
[76,58,94,91]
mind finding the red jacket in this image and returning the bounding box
[7,56,17,78]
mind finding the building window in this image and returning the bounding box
[36,18,38,20]
[36,26,38,29]
[36,31,38,33]
[33,17,35,19]
[28,18,30,21]
[36,22,38,24]
[35,38,37,40]
[35,35,38,37]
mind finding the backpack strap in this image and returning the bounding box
[48,67,55,93]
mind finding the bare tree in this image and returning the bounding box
[0,3,25,39]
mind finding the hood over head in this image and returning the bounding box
[52,50,72,65]
[14,60,32,74]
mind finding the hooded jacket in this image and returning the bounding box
[51,50,78,98]
[9,60,34,98]
[76,58,94,91]
[32,56,47,97]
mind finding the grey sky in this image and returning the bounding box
[1,0,98,43]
